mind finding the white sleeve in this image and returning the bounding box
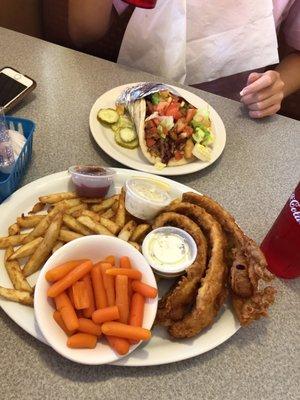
[113,0,130,15]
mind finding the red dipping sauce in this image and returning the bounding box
[69,166,115,198]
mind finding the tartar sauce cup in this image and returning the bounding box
[142,226,197,278]
[125,177,171,220]
[69,165,115,198]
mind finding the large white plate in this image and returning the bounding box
[89,83,226,176]
[0,169,239,366]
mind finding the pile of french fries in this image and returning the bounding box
[0,190,151,307]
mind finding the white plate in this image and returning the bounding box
[89,83,226,176]
[0,169,239,366]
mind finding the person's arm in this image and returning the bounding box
[68,0,114,47]
[240,52,300,118]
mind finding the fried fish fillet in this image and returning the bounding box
[153,212,208,324]
[164,203,227,338]
[182,192,276,326]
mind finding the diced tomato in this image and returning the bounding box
[157,101,169,115]
[146,138,156,147]
[153,118,161,126]
[174,151,184,160]
[175,118,187,133]
[186,108,197,123]
[165,102,182,120]
[183,125,194,137]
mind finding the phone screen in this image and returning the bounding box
[0,73,27,108]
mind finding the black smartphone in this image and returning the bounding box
[0,67,37,112]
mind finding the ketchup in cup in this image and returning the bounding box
[69,166,115,198]
[261,182,300,279]
[123,0,157,9]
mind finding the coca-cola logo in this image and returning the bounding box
[289,193,300,224]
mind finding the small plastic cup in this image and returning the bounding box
[142,226,197,278]
[68,165,115,198]
[125,177,171,220]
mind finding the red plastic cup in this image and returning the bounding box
[123,0,157,9]
[261,182,300,279]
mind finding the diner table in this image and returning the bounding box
[0,27,299,400]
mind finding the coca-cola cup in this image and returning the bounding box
[123,0,157,9]
[261,182,300,278]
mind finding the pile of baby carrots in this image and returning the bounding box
[46,255,158,355]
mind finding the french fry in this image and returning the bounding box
[8,237,43,260]
[22,203,65,244]
[77,216,114,236]
[81,210,100,222]
[52,241,64,254]
[128,242,141,252]
[99,217,121,235]
[112,201,119,212]
[65,204,88,216]
[115,191,126,228]
[59,229,83,243]
[0,234,27,249]
[29,202,45,214]
[130,224,151,243]
[100,208,115,219]
[0,286,34,306]
[8,223,20,236]
[118,220,137,242]
[90,195,119,212]
[62,214,93,236]
[39,192,77,204]
[17,215,45,228]
[80,198,103,204]
[4,247,33,292]
[56,198,82,208]
[23,213,63,277]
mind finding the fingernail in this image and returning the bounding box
[240,89,245,96]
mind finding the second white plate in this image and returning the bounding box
[89,83,226,176]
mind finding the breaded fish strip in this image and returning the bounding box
[165,203,227,338]
[153,212,208,324]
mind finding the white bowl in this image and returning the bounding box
[34,235,158,365]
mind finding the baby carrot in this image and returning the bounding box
[104,255,115,265]
[91,263,107,309]
[115,275,129,324]
[46,259,88,282]
[47,260,93,297]
[67,286,75,308]
[105,268,142,280]
[106,335,130,355]
[132,280,158,299]
[120,256,131,269]
[53,310,76,336]
[67,333,97,349]
[100,263,115,306]
[81,273,95,318]
[120,256,133,302]
[78,318,102,336]
[54,291,71,310]
[72,280,90,310]
[129,292,145,344]
[60,305,79,332]
[102,322,151,341]
[92,305,120,324]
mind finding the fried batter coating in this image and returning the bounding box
[153,212,208,324]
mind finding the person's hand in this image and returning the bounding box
[240,71,285,118]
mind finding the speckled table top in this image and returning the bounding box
[0,27,299,400]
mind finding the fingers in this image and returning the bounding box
[249,103,281,118]
[240,70,279,96]
[246,72,262,86]
[246,93,284,111]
